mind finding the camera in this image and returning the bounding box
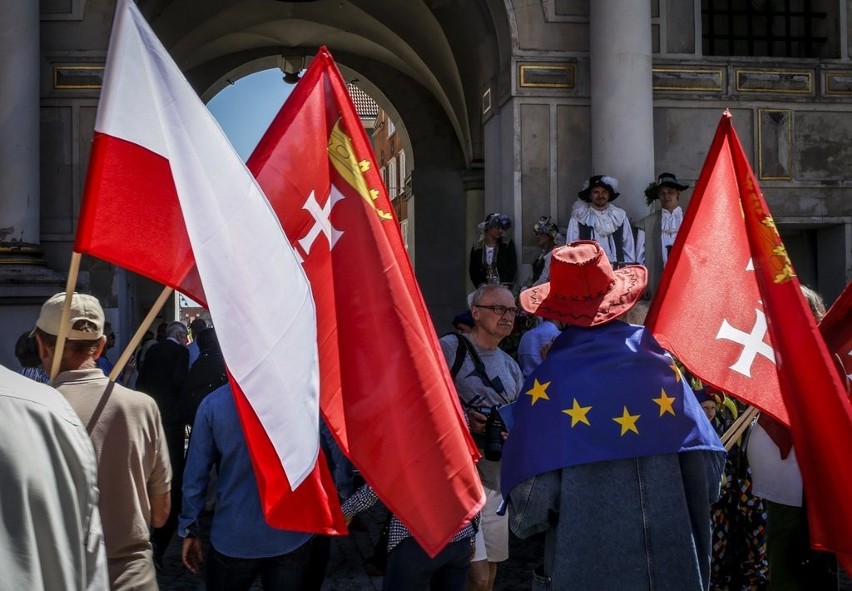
[483,406,506,461]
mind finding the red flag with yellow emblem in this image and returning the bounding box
[246,47,482,556]
[650,111,852,568]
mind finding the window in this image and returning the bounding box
[702,0,835,58]
[387,157,398,199]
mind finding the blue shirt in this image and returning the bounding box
[179,384,311,558]
[186,341,200,369]
[95,355,114,375]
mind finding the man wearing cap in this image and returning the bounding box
[635,172,689,299]
[31,292,171,590]
[565,175,636,268]
[501,242,726,590]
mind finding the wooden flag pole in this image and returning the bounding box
[108,286,174,383]
[49,252,82,383]
[722,405,759,451]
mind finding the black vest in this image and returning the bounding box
[578,222,625,265]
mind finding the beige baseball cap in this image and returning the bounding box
[32,292,105,340]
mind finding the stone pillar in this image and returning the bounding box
[589,0,655,224]
[0,1,40,250]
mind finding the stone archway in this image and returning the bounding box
[137,0,511,323]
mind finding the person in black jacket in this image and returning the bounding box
[469,212,517,289]
[179,328,227,427]
[136,320,189,568]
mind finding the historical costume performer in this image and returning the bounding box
[565,175,635,267]
[469,212,517,288]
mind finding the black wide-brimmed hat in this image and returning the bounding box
[644,172,689,204]
[578,175,620,202]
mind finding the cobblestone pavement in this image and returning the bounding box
[157,502,542,590]
[157,504,849,590]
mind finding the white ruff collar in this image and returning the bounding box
[571,201,626,237]
[661,206,683,236]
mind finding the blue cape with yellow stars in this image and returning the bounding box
[500,321,725,500]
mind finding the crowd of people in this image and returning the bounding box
[1,169,844,590]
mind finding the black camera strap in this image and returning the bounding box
[450,333,511,405]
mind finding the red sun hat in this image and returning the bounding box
[520,241,647,326]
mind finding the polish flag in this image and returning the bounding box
[75,0,344,531]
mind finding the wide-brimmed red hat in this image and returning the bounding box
[520,241,647,326]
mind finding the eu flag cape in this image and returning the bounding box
[501,322,725,499]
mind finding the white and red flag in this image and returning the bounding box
[75,0,345,532]
[647,111,852,569]
[246,48,483,556]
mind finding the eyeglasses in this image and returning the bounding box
[475,304,519,317]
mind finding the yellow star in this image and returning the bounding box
[525,379,551,405]
[653,388,676,416]
[562,399,592,427]
[669,363,682,382]
[612,406,640,436]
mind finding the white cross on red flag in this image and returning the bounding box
[646,113,788,424]
[647,111,852,571]
[246,47,484,557]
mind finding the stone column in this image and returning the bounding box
[589,0,655,224]
[0,1,40,249]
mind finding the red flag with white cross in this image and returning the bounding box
[648,111,852,569]
[246,47,483,557]
[645,112,787,424]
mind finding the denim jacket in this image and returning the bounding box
[507,451,725,591]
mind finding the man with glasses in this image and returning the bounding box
[440,284,523,591]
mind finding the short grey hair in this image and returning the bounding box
[469,284,512,308]
[166,321,187,339]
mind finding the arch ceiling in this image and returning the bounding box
[138,0,512,165]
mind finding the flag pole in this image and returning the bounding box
[108,286,173,383]
[721,405,758,450]
[49,252,82,383]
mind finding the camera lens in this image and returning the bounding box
[484,407,505,461]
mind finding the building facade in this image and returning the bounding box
[0,0,849,367]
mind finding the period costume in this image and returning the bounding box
[530,216,562,285]
[635,173,689,298]
[565,175,635,266]
[469,212,517,288]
